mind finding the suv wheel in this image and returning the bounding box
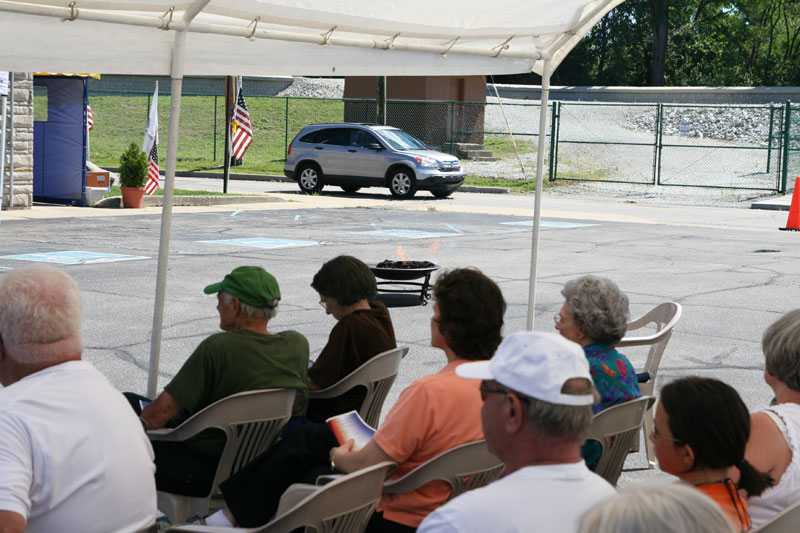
[432,189,453,198]
[388,168,417,199]
[297,164,323,195]
[340,185,361,193]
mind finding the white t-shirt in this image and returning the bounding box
[748,403,800,528]
[0,360,157,533]
[417,461,616,533]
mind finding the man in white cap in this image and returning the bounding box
[418,331,616,533]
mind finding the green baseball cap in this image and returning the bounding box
[203,266,281,308]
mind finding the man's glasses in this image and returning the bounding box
[479,382,529,403]
[319,299,327,309]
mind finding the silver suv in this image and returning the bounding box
[284,123,464,199]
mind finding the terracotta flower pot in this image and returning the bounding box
[121,186,146,208]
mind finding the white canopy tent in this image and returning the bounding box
[0,0,625,396]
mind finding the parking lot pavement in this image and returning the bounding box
[0,187,796,486]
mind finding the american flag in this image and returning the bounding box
[145,143,159,195]
[87,104,94,131]
[230,78,253,160]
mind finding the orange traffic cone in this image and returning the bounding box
[780,177,800,231]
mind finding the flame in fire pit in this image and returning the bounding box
[397,245,409,263]
[427,239,440,256]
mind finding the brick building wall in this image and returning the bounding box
[2,72,33,209]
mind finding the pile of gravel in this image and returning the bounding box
[626,106,773,146]
[275,77,344,99]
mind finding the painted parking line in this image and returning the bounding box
[2,251,149,265]
[355,230,461,239]
[501,220,598,229]
[199,237,319,249]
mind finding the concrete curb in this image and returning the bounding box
[101,168,511,195]
[94,195,285,208]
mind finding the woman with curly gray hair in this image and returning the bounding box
[556,275,641,469]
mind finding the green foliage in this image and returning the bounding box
[104,185,252,198]
[118,142,148,187]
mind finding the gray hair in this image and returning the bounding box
[561,275,629,344]
[220,291,278,321]
[0,266,83,363]
[523,378,599,440]
[763,309,800,392]
[579,483,735,533]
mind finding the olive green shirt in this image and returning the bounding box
[165,329,309,457]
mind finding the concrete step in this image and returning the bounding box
[461,150,495,158]
[454,142,484,151]
[469,156,501,162]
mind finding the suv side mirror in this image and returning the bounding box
[367,143,384,151]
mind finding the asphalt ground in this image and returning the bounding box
[1,181,798,487]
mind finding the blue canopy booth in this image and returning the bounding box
[33,74,90,206]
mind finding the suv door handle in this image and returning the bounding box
[348,149,357,153]
[314,146,324,150]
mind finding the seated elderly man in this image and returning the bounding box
[0,266,157,533]
[417,331,616,533]
[130,266,309,497]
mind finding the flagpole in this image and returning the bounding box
[222,75,234,194]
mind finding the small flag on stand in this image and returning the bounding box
[86,104,94,131]
[230,77,253,160]
[145,143,159,195]
[143,83,159,195]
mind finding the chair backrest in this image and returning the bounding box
[616,302,682,379]
[170,462,396,533]
[309,346,407,427]
[382,440,505,502]
[753,500,800,533]
[584,396,650,486]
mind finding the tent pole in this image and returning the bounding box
[1,92,7,220]
[146,0,210,398]
[526,57,551,331]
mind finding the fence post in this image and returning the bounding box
[549,101,558,181]
[767,104,776,174]
[213,95,217,161]
[284,97,289,161]
[654,103,662,185]
[450,101,455,155]
[781,100,791,194]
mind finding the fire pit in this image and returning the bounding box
[370,260,440,307]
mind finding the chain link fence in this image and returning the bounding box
[86,88,798,192]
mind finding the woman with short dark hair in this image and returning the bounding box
[306,256,396,422]
[653,377,773,531]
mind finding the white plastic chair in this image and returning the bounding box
[752,500,800,533]
[168,461,396,533]
[149,388,296,523]
[309,346,407,427]
[382,440,505,502]
[616,302,682,466]
[584,396,650,486]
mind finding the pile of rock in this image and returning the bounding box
[626,106,774,146]
[276,77,344,99]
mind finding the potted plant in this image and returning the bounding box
[118,142,148,208]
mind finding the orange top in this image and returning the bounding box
[373,360,484,527]
[696,479,752,532]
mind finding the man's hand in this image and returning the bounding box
[0,510,25,533]
[140,391,182,430]
[330,439,393,474]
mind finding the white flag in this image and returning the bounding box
[142,82,158,155]
[0,72,8,97]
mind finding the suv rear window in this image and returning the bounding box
[300,128,349,146]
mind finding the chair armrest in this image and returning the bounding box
[275,483,320,516]
[315,474,343,486]
[147,417,221,443]
[166,525,239,532]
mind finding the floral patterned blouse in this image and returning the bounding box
[582,343,641,469]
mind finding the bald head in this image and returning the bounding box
[0,266,83,368]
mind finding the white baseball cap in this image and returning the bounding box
[456,331,595,406]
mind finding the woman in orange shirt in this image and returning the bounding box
[651,377,773,532]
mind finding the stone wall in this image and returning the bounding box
[2,72,33,209]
